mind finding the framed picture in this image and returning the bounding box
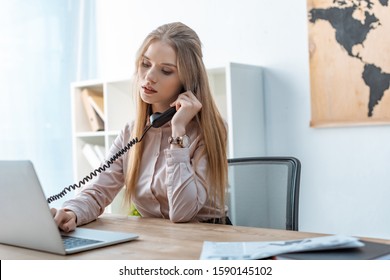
[307,0,390,127]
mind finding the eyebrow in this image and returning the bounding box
[142,55,177,68]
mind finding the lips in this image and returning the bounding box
[142,85,157,94]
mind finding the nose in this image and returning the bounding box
[145,66,157,83]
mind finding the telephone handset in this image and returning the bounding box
[150,106,176,128]
[46,106,177,203]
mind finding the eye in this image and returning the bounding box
[162,68,173,75]
[141,59,151,68]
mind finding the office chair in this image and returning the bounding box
[227,157,301,231]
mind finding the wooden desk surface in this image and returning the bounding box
[1,214,389,260]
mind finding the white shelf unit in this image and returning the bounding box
[208,62,265,158]
[70,78,135,213]
[70,62,265,215]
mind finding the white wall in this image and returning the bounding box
[95,0,390,239]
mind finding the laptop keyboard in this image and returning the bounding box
[62,235,103,249]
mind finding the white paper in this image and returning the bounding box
[200,235,364,260]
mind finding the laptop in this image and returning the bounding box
[0,160,138,255]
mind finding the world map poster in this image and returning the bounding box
[307,0,390,127]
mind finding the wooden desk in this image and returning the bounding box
[1,214,389,259]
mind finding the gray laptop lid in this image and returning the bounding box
[0,160,138,255]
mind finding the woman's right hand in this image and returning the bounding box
[170,90,202,137]
[50,208,77,232]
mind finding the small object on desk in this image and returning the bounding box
[200,235,364,260]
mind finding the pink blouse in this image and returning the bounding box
[63,120,226,226]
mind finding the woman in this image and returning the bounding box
[52,22,229,232]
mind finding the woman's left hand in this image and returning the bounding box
[170,90,202,136]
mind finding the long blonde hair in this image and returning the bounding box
[125,22,228,215]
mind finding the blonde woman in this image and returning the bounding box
[52,22,230,232]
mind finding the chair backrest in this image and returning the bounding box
[227,157,301,230]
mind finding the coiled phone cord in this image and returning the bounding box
[46,124,153,204]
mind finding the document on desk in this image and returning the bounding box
[200,235,364,260]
